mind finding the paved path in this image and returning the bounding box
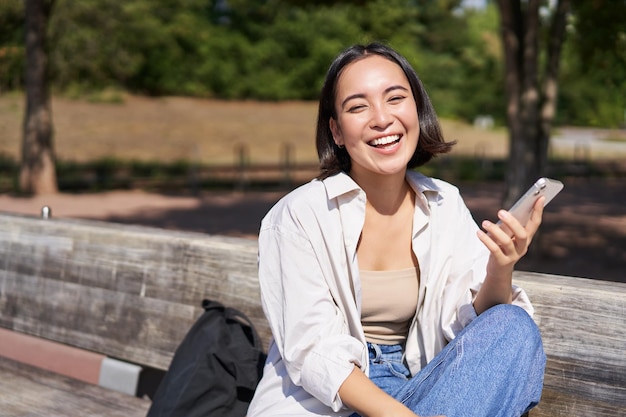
[551,127,626,159]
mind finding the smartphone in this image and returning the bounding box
[498,177,564,229]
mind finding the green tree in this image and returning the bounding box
[455,4,505,123]
[199,0,425,100]
[6,0,621,138]
[558,0,626,127]
[0,1,24,91]
[49,0,163,92]
[496,0,625,204]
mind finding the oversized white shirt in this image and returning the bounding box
[247,171,533,417]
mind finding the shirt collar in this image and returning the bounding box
[322,170,444,203]
[405,170,444,204]
[322,172,362,200]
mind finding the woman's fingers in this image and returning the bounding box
[527,196,545,232]
[478,196,546,262]
[479,218,514,255]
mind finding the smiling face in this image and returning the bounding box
[329,54,419,181]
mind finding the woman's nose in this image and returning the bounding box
[369,105,393,129]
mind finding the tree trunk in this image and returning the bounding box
[497,0,541,207]
[520,0,541,192]
[20,0,57,195]
[537,0,570,177]
[497,0,569,207]
[497,0,527,207]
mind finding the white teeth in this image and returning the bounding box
[369,135,400,146]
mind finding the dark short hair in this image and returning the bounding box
[316,42,455,179]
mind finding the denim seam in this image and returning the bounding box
[397,341,460,405]
[383,360,410,380]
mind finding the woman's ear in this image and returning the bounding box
[329,118,343,147]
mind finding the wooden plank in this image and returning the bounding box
[1,213,625,416]
[514,272,626,417]
[0,356,150,417]
[0,213,269,370]
[532,388,626,417]
[1,271,200,370]
[514,272,624,363]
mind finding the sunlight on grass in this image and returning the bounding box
[1,94,624,166]
[603,136,626,143]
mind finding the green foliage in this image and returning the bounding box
[454,3,505,123]
[49,1,152,90]
[570,0,626,88]
[0,0,623,127]
[560,0,626,127]
[557,15,626,129]
[0,1,24,91]
[0,1,23,45]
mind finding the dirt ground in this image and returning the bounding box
[1,176,624,283]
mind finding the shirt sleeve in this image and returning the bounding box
[257,218,365,411]
[440,190,534,341]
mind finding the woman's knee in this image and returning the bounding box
[481,304,543,348]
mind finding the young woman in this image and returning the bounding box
[247,43,546,417]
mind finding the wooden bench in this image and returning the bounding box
[0,212,624,416]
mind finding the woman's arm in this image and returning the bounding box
[338,367,420,417]
[473,197,544,315]
[258,201,368,410]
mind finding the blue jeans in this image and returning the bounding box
[352,304,546,417]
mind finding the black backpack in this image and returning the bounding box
[147,299,266,417]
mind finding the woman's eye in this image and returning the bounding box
[348,104,366,113]
[389,95,405,103]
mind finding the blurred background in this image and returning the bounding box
[0,0,624,281]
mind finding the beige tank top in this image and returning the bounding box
[360,267,419,345]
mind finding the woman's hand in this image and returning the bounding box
[473,197,544,314]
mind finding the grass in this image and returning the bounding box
[604,135,626,143]
[1,92,624,193]
[0,93,509,165]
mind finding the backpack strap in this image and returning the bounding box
[201,299,263,350]
[201,298,225,312]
